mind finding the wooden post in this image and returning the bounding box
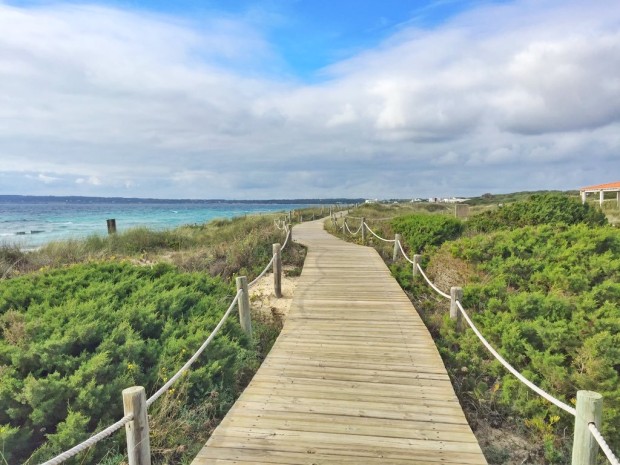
[450,287,463,332]
[572,390,603,465]
[288,210,292,222]
[300,214,303,222]
[361,218,366,244]
[600,190,604,206]
[393,234,401,261]
[235,276,252,337]
[123,386,151,465]
[287,223,292,242]
[342,218,346,234]
[273,244,282,298]
[412,254,422,277]
[107,219,117,234]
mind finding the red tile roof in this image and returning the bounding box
[580,181,620,191]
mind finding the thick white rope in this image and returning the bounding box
[249,255,276,288]
[146,290,242,407]
[396,240,415,264]
[416,263,451,299]
[249,226,290,288]
[274,219,286,230]
[41,414,133,465]
[589,423,620,465]
[345,221,363,236]
[364,223,396,243]
[455,300,576,416]
[281,228,291,251]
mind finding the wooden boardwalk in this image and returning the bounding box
[192,220,488,464]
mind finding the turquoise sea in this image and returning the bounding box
[0,198,317,249]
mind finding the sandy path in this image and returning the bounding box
[248,265,299,322]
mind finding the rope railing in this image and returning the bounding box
[336,219,618,464]
[396,240,415,265]
[363,222,396,243]
[41,415,134,465]
[455,301,576,415]
[281,226,291,251]
[39,221,292,465]
[249,255,276,288]
[147,290,242,407]
[345,221,363,236]
[589,423,620,465]
[249,225,290,288]
[416,263,451,299]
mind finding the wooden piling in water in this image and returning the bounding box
[107,219,117,234]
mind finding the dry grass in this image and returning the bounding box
[0,212,307,282]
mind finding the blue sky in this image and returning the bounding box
[1,0,619,199]
[9,0,500,78]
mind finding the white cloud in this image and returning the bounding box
[26,173,61,184]
[0,0,619,199]
[75,176,102,186]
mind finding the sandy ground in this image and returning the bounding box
[249,265,299,322]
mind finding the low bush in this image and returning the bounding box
[391,213,463,254]
[0,262,257,464]
[467,193,607,233]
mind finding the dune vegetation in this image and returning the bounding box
[0,211,307,464]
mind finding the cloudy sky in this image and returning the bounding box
[1,0,619,199]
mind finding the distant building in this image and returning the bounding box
[427,197,469,204]
[580,181,620,206]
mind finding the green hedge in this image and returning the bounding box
[467,193,607,233]
[0,262,254,464]
[445,224,620,460]
[391,213,463,254]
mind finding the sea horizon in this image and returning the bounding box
[0,194,363,204]
[0,196,361,249]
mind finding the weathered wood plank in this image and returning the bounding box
[191,219,487,464]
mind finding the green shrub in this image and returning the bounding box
[391,213,463,254]
[467,193,607,233]
[0,262,255,464]
[441,224,620,456]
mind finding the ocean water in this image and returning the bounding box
[0,200,314,249]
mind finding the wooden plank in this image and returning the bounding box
[190,219,487,465]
